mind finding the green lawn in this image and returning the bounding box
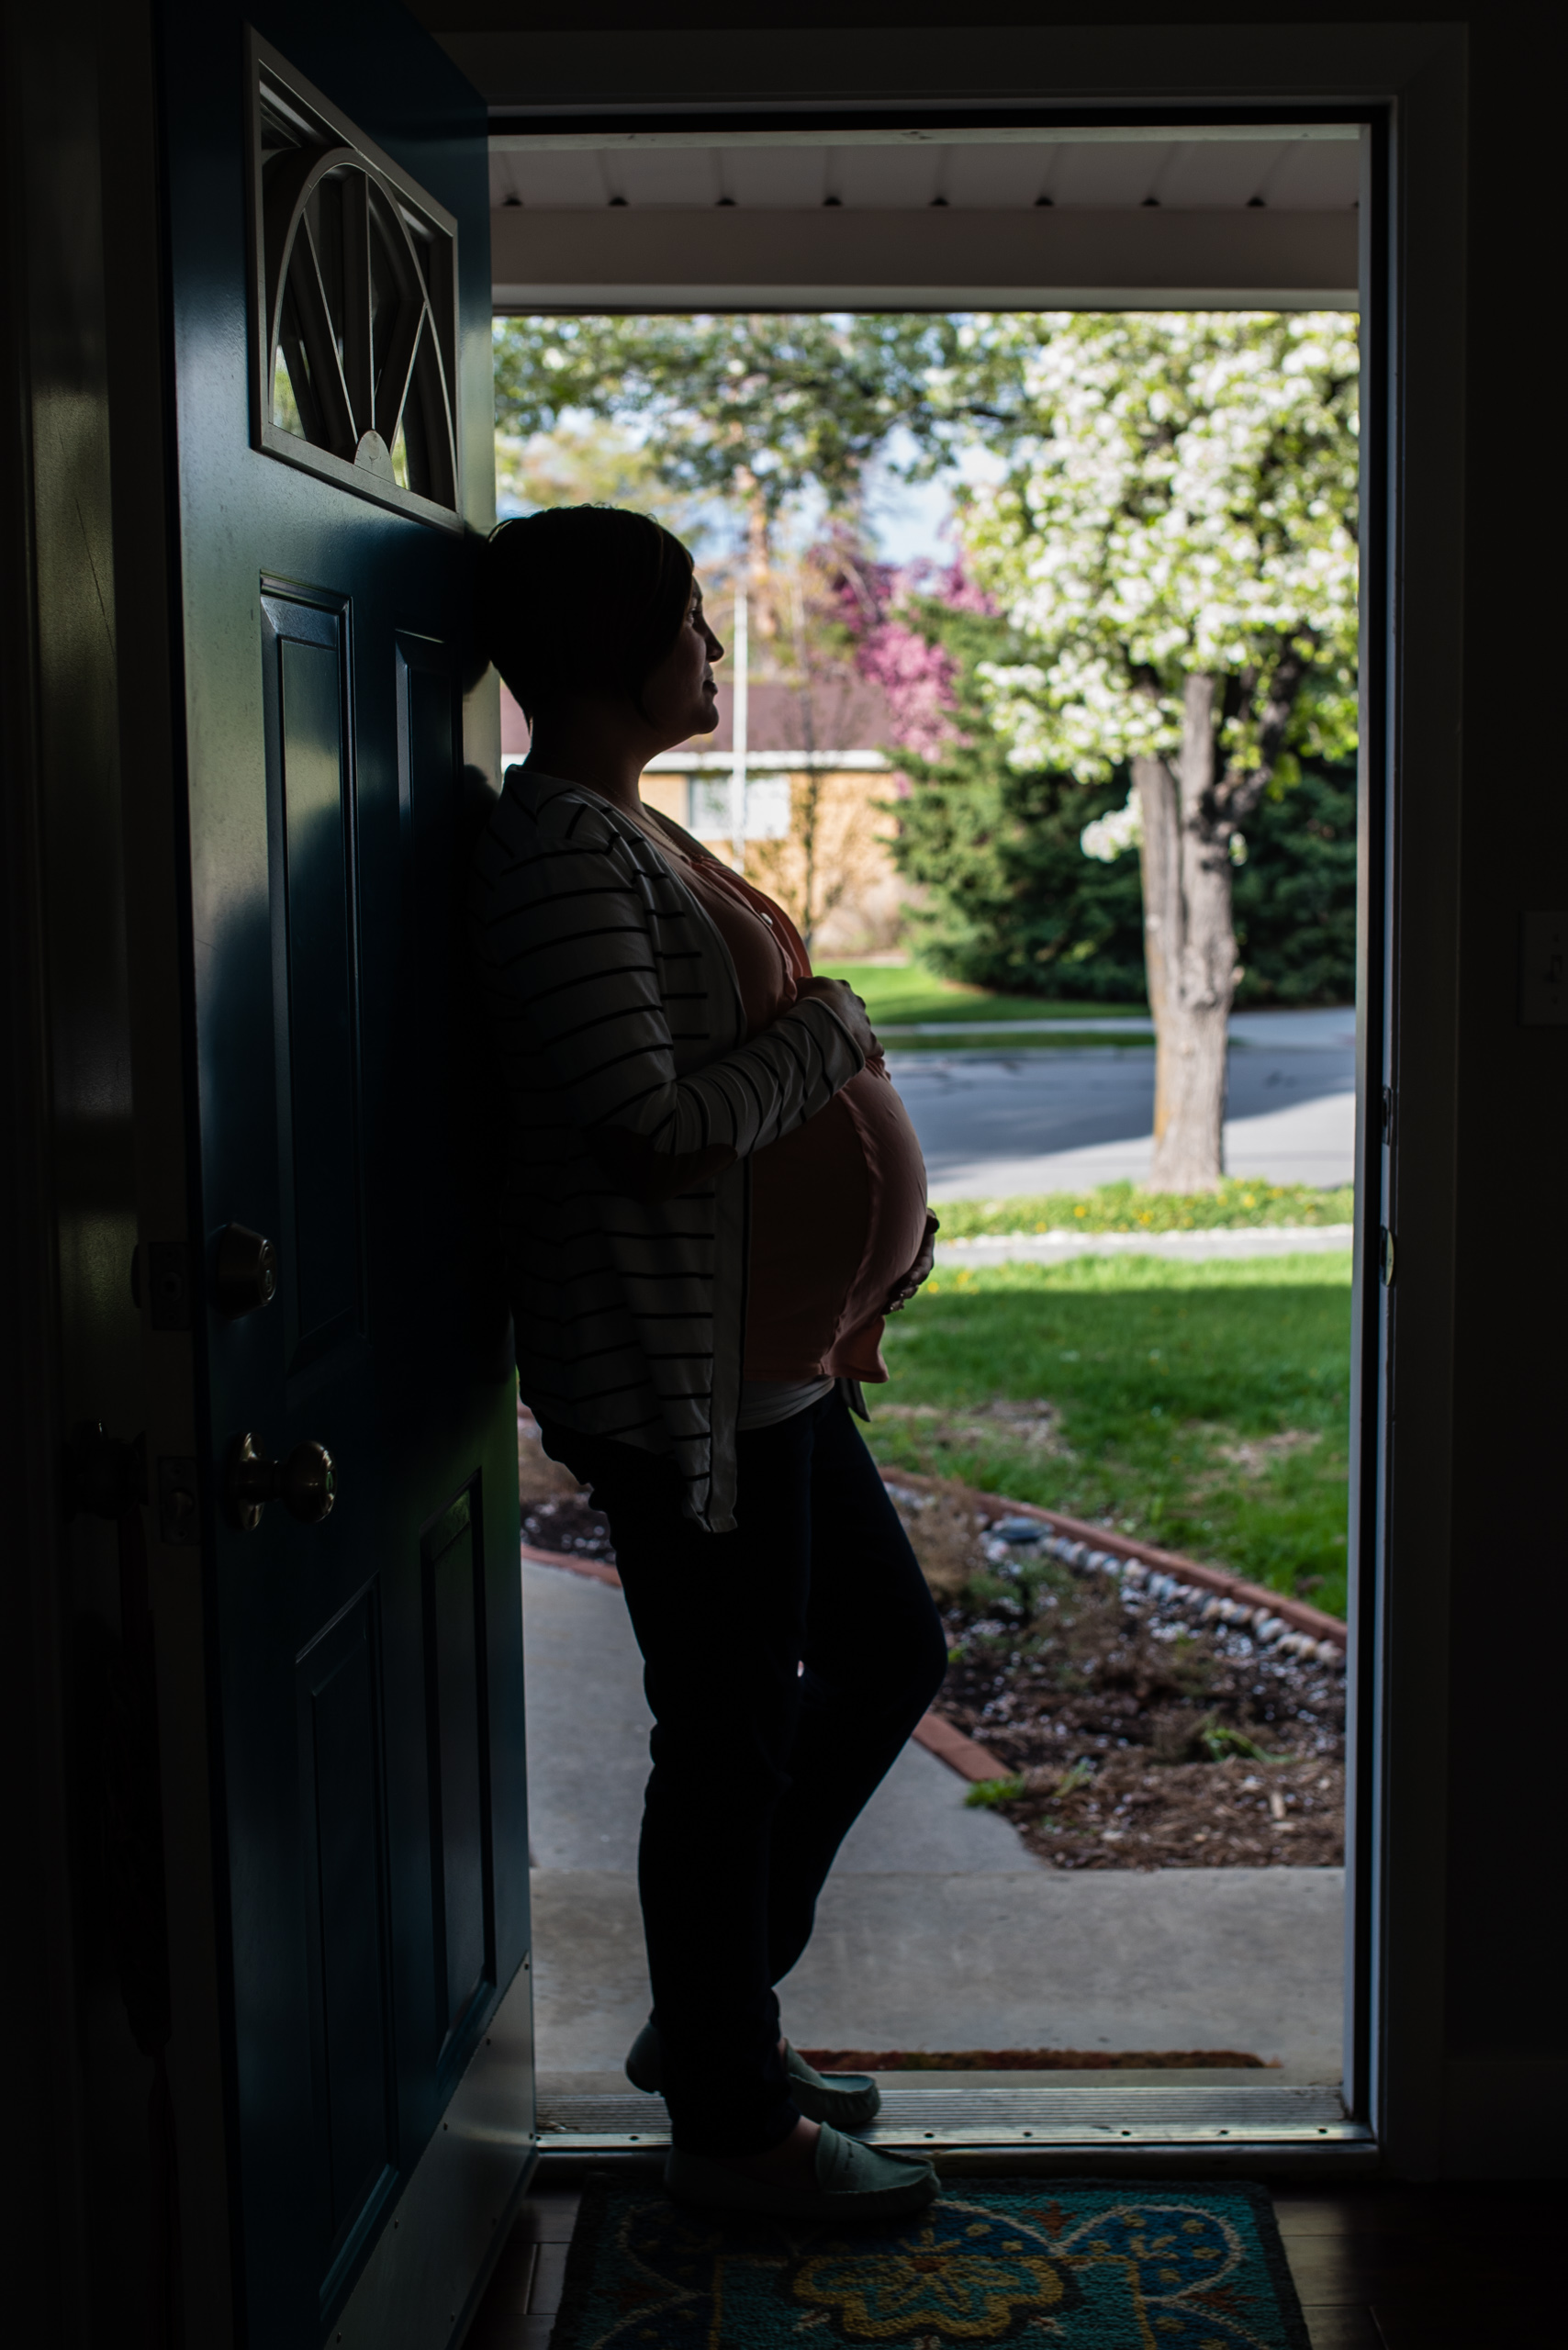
[869,1253,1353,1618]
[817,960,1148,1028]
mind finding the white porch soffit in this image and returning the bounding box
[489,125,1361,312]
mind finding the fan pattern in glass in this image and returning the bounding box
[262,127,457,509]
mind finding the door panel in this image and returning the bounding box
[297,1589,398,2290]
[396,629,464,1194]
[262,591,364,1371]
[159,6,529,2342]
[421,1486,495,2083]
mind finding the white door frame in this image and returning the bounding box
[466,17,1470,2177]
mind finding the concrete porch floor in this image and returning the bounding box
[522,1559,1345,2087]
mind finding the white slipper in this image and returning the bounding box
[665,2121,936,2222]
[626,2022,882,2131]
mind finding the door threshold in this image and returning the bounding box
[538,2080,1371,2156]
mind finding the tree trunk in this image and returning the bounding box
[1137,672,1240,1191]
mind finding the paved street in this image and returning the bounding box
[523,1560,1344,2086]
[890,1006,1356,1197]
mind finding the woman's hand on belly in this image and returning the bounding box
[792,974,878,1061]
[884,1210,940,1314]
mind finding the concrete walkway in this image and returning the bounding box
[522,1561,1344,2084]
[933,1225,1353,1269]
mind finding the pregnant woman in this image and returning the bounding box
[471,506,946,2223]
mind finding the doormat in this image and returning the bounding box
[797,2049,1269,2072]
[548,2176,1309,2347]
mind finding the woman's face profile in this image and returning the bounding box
[639,580,723,746]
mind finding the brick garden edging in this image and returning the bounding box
[907,1710,1010,1783]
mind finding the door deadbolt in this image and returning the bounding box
[215,1224,278,1318]
[227,1432,335,1531]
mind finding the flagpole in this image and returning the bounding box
[729,586,748,874]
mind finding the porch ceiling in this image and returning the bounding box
[487,127,1361,311]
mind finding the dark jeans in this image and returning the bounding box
[538,1392,947,2155]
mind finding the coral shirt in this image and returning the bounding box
[635,816,929,1382]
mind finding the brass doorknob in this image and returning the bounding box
[215,1224,278,1317]
[227,1432,335,1531]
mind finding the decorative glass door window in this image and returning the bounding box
[248,34,461,525]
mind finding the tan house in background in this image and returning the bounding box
[499,676,908,955]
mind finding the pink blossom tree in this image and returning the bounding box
[830,550,994,762]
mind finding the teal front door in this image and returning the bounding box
[159,8,530,2340]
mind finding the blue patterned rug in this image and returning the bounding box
[548,2176,1310,2347]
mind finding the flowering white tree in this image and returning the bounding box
[963,312,1359,1188]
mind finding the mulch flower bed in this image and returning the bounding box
[521,1491,618,1563]
[890,1481,1345,1871]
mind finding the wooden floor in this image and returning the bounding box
[467,2171,1559,2347]
[1271,2185,1557,2347]
[465,2178,582,2350]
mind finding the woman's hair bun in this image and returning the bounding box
[475,505,694,720]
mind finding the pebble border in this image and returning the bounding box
[881,1470,1347,1670]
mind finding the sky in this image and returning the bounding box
[751,429,1004,570]
[860,431,957,565]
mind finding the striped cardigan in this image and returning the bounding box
[469,766,866,1531]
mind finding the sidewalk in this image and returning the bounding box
[522,1560,1344,2085]
[934,1224,1353,1268]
